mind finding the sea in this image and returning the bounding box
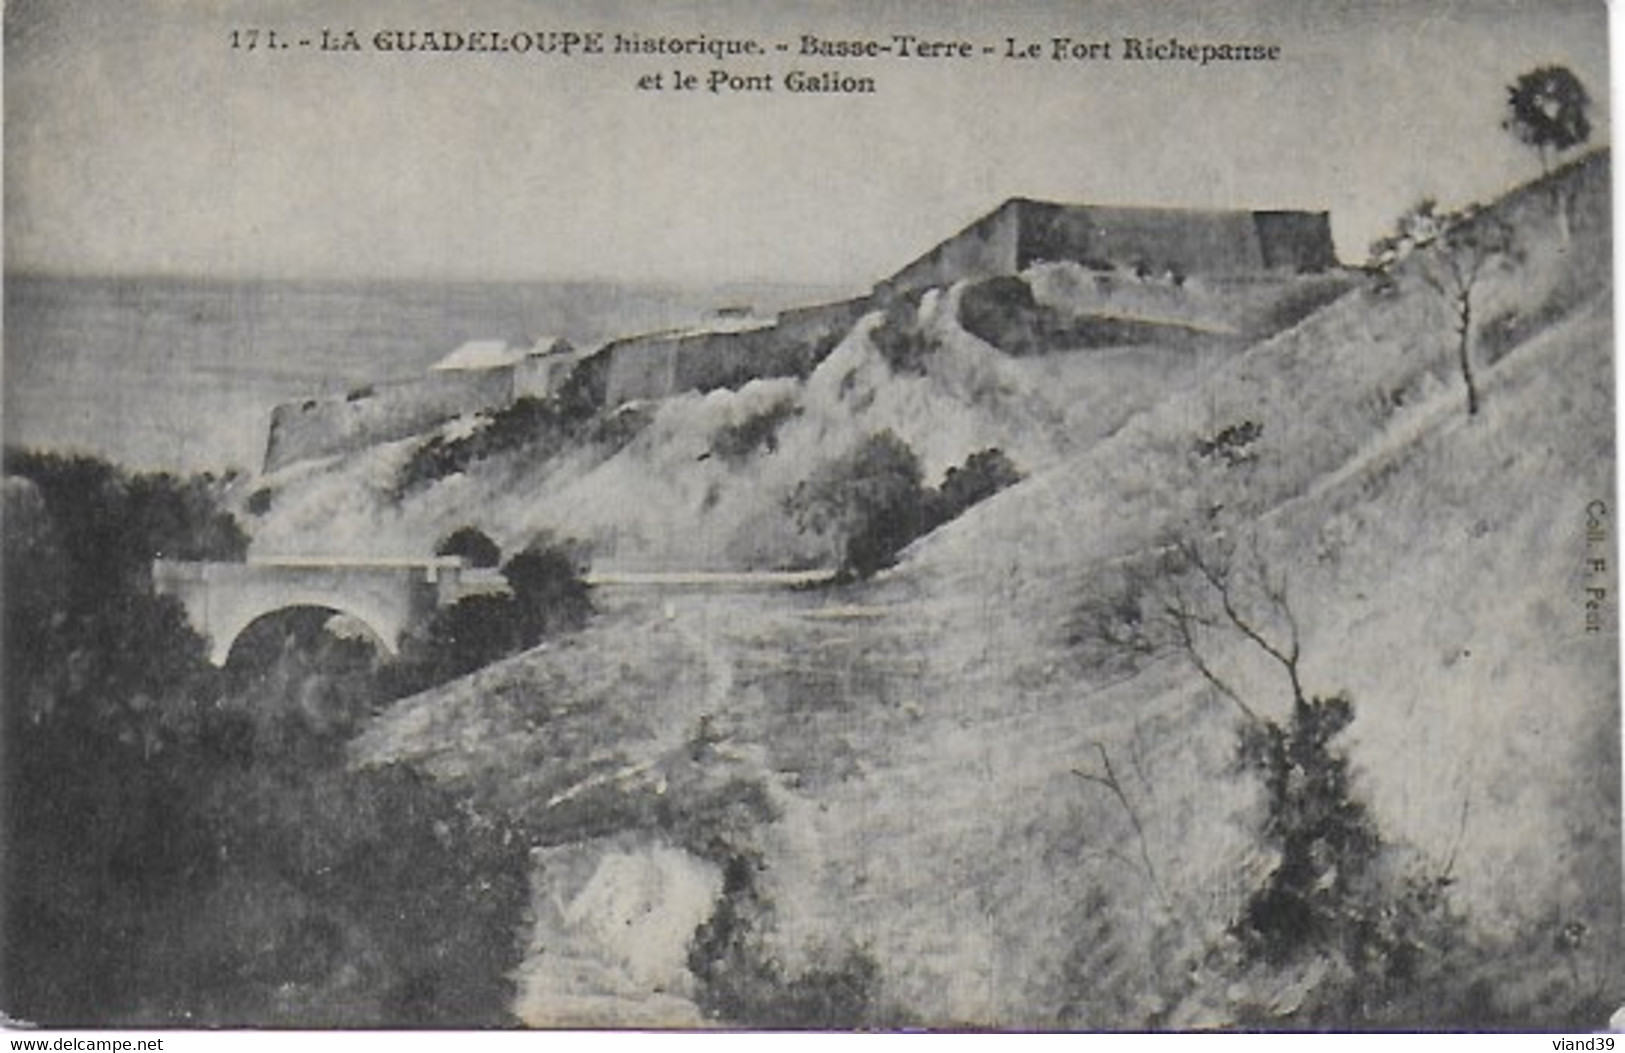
[3,273,847,477]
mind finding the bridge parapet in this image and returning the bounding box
[152,556,507,665]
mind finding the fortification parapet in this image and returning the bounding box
[877,198,1339,301]
[264,370,514,472]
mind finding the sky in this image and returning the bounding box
[3,0,1612,289]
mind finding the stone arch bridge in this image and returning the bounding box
[152,557,508,666]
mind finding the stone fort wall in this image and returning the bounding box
[262,198,1337,472]
[263,370,515,473]
[880,198,1338,299]
[600,297,870,406]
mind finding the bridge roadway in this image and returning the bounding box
[152,557,831,666]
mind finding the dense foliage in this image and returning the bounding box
[867,295,937,375]
[1235,694,1382,963]
[709,399,802,463]
[385,535,593,695]
[923,448,1024,532]
[1504,66,1592,174]
[393,372,653,498]
[1,453,545,1026]
[787,431,926,579]
[687,851,885,1029]
[788,433,1024,580]
[435,525,502,567]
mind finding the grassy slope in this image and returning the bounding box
[355,152,1618,1027]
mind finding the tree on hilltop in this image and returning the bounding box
[1504,65,1592,177]
[1504,65,1592,244]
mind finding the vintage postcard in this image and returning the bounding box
[3,0,1619,1033]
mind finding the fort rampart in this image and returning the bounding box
[262,198,1338,473]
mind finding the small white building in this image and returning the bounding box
[430,336,578,400]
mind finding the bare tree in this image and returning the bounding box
[1155,536,1384,962]
[1072,741,1166,904]
[1370,200,1518,418]
[1417,212,1516,418]
[1157,535,1302,724]
[1075,535,1478,1013]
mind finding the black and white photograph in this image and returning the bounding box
[2,0,1620,1033]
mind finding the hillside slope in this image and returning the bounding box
[243,267,1339,570]
[353,152,1618,1028]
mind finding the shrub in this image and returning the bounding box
[790,439,1024,581]
[245,487,274,516]
[688,850,885,1028]
[502,537,593,641]
[1235,693,1382,965]
[402,594,527,688]
[435,525,502,568]
[958,275,1049,356]
[1194,421,1264,467]
[787,431,925,579]
[710,399,802,463]
[394,390,651,498]
[868,296,936,376]
[923,448,1024,530]
[386,535,592,697]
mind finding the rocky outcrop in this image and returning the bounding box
[514,836,722,1027]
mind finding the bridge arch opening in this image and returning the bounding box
[218,606,396,744]
[221,604,396,674]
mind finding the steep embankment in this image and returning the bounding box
[355,153,1616,1027]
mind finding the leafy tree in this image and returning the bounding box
[502,538,593,641]
[3,450,248,611]
[1505,66,1592,245]
[386,535,593,696]
[2,452,531,1025]
[789,440,1023,581]
[787,431,925,579]
[1504,65,1591,177]
[924,448,1024,530]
